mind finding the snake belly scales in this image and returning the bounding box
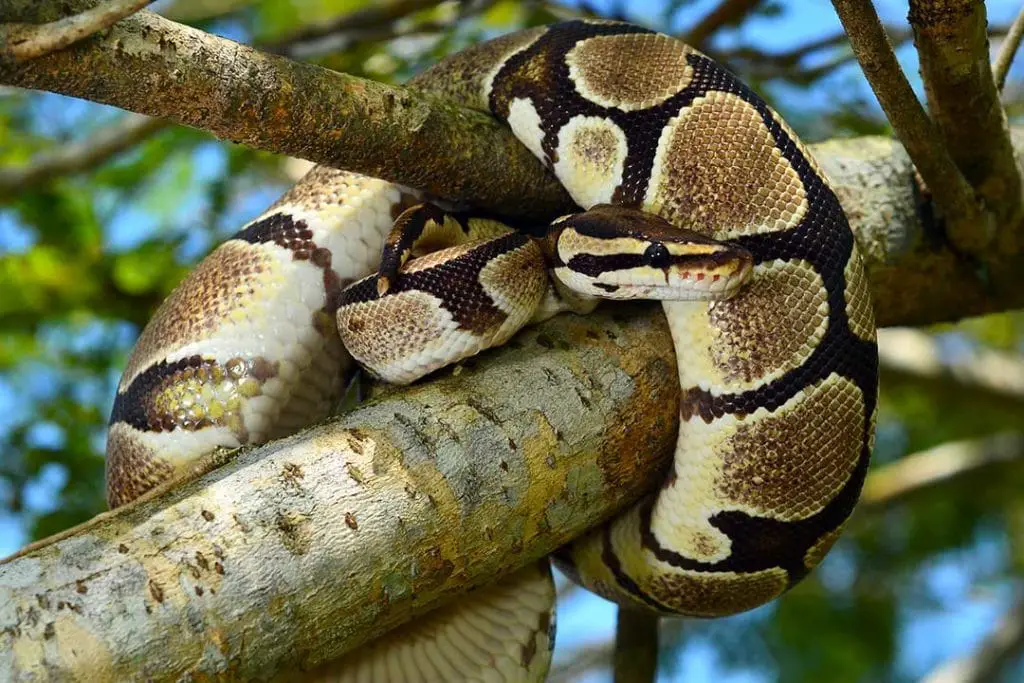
[106,20,878,682]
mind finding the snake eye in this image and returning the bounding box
[642,242,671,268]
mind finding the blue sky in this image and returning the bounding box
[2,1,1023,679]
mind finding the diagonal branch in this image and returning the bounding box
[0,0,154,62]
[0,113,167,196]
[920,589,1024,683]
[858,433,1024,513]
[0,304,680,681]
[830,0,992,253]
[908,0,1024,247]
[994,5,1024,93]
[683,0,762,49]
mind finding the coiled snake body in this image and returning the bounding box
[107,20,878,682]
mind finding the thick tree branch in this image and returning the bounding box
[994,6,1024,93]
[0,4,575,219]
[909,0,1024,245]
[830,0,992,253]
[0,304,679,681]
[0,113,167,196]
[0,0,155,62]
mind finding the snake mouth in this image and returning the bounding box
[556,241,754,302]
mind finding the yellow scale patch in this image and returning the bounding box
[644,91,808,239]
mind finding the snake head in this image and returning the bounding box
[548,204,754,301]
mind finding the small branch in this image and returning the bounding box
[909,0,1024,247]
[830,0,992,253]
[920,591,1024,683]
[994,6,1024,92]
[613,608,659,683]
[683,0,762,49]
[0,0,154,62]
[264,0,444,54]
[0,113,167,196]
[858,433,1024,513]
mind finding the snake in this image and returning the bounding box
[105,19,878,682]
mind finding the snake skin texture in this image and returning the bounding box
[107,20,878,681]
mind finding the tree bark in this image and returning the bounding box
[0,304,679,681]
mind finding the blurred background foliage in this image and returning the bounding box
[2,0,1024,681]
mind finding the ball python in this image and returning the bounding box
[106,19,878,682]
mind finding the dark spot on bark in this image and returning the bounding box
[195,586,204,596]
[117,543,129,554]
[195,552,209,571]
[276,510,312,555]
[233,514,251,533]
[43,622,55,640]
[36,594,49,609]
[536,333,554,349]
[509,439,518,451]
[586,330,601,340]
[149,581,164,603]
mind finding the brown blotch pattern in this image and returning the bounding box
[646,568,788,617]
[567,33,694,110]
[708,261,828,385]
[413,26,548,109]
[120,242,277,387]
[716,375,864,520]
[649,92,807,237]
[105,424,176,508]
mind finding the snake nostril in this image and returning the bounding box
[642,242,671,268]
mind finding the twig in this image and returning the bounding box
[264,0,444,55]
[0,0,154,62]
[830,0,992,253]
[858,433,1024,513]
[909,0,1023,245]
[994,5,1024,92]
[920,591,1024,683]
[0,114,167,196]
[683,0,761,48]
[613,608,659,683]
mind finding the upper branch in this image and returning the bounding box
[3,3,1024,324]
[0,0,155,62]
[909,0,1024,246]
[0,5,575,219]
[830,0,993,253]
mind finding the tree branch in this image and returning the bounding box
[0,113,167,196]
[994,5,1024,93]
[613,609,659,683]
[858,433,1024,513]
[830,0,992,253]
[909,0,1024,245]
[0,3,575,219]
[920,590,1024,683]
[683,0,761,49]
[0,304,680,681]
[0,0,155,62]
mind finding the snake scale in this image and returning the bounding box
[106,20,878,682]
